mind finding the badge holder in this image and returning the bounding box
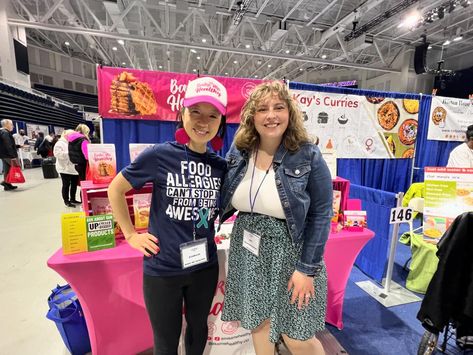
[180,238,209,269]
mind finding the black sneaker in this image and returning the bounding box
[70,200,82,204]
[65,202,76,207]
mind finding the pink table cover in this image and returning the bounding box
[48,230,373,354]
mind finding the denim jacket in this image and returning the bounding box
[220,142,333,275]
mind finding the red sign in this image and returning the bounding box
[97,66,262,123]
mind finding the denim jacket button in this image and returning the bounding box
[276,179,281,186]
[283,201,289,207]
[291,224,295,229]
[295,169,300,175]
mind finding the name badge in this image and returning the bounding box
[180,239,208,269]
[243,229,261,256]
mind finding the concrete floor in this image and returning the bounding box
[0,168,72,354]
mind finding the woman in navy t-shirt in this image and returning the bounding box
[108,77,228,355]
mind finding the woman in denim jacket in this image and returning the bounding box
[220,81,333,355]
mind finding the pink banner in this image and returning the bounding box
[98,66,262,123]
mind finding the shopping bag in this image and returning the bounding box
[46,284,91,355]
[5,160,25,184]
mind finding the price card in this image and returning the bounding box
[389,207,413,224]
[61,212,87,255]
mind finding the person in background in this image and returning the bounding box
[108,77,228,355]
[67,124,90,182]
[0,119,19,191]
[220,81,333,355]
[34,132,47,158]
[13,129,28,146]
[54,129,80,207]
[447,125,473,167]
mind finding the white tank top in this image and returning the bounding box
[231,157,285,219]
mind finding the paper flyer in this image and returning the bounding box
[86,214,115,251]
[424,167,473,238]
[87,144,117,184]
[61,212,87,255]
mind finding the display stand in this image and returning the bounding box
[356,192,422,307]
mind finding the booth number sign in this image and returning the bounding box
[389,207,413,224]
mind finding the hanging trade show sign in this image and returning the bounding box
[97,66,262,124]
[291,90,419,158]
[427,96,473,141]
[424,167,473,239]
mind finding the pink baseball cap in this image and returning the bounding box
[183,77,227,115]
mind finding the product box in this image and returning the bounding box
[86,214,115,252]
[61,212,87,255]
[343,210,367,231]
[129,143,154,163]
[90,197,121,235]
[133,193,152,229]
[88,144,117,184]
[332,190,342,222]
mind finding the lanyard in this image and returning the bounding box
[184,146,199,240]
[249,149,273,215]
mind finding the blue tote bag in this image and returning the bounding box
[46,284,91,355]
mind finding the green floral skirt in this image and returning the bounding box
[221,212,327,343]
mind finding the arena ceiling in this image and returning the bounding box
[8,0,473,80]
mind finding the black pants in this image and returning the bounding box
[60,173,79,203]
[1,158,12,182]
[75,163,86,182]
[143,264,219,355]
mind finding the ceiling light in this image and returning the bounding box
[254,75,258,78]
[257,60,262,65]
[190,49,197,53]
[299,68,304,71]
[321,54,327,59]
[443,39,451,46]
[121,62,126,66]
[196,56,201,60]
[285,50,290,54]
[193,69,197,72]
[158,65,163,69]
[268,64,272,68]
[233,60,238,64]
[64,41,70,46]
[453,35,463,41]
[225,72,228,75]
[202,38,207,43]
[428,45,432,49]
[117,39,125,45]
[245,44,251,49]
[398,12,420,28]
[112,46,117,51]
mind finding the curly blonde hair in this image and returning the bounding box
[233,81,310,152]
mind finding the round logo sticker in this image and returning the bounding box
[241,82,257,99]
[221,321,239,335]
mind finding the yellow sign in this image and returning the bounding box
[61,212,88,255]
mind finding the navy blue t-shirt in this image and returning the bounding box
[122,142,226,276]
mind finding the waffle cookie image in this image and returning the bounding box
[109,72,157,116]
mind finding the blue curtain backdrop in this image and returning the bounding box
[103,119,239,170]
[289,81,422,194]
[349,183,397,281]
